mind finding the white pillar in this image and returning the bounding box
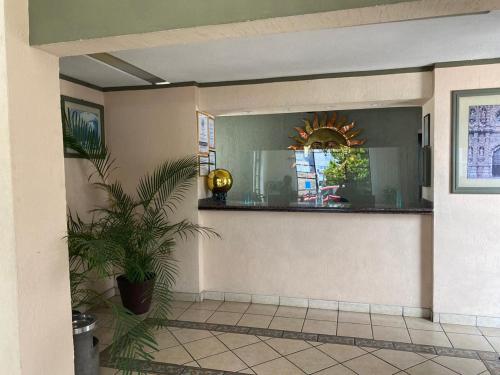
[0,0,74,374]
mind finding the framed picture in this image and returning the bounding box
[199,155,209,177]
[61,96,104,158]
[452,88,500,193]
[423,114,431,147]
[197,111,209,155]
[209,150,216,172]
[208,116,215,150]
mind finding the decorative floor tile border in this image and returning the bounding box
[101,319,500,375]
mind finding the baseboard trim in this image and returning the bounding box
[433,312,500,328]
[193,290,432,318]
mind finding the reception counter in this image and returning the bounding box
[198,198,433,215]
[198,201,433,312]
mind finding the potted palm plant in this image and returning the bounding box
[64,110,218,373]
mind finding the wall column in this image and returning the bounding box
[0,0,74,374]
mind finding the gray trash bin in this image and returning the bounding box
[73,312,99,375]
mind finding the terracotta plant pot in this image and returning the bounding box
[116,274,155,315]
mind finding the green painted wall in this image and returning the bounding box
[29,0,409,45]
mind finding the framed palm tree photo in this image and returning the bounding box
[452,88,500,193]
[61,96,104,158]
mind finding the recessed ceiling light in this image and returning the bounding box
[155,81,171,85]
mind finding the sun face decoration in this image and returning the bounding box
[288,112,366,153]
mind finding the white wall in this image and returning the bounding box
[60,80,115,298]
[199,71,433,115]
[433,63,500,318]
[201,211,433,308]
[63,70,436,312]
[60,80,106,219]
[104,87,202,293]
[0,0,73,373]
[198,72,434,308]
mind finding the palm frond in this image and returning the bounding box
[136,156,197,213]
[63,110,220,374]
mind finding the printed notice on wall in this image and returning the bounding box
[208,117,215,149]
[197,112,209,155]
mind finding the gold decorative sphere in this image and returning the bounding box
[207,169,233,194]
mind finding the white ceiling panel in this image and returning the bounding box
[59,56,150,87]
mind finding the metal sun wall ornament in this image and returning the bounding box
[288,112,366,154]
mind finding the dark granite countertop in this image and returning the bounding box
[198,198,433,214]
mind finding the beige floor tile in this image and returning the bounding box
[100,367,117,375]
[479,326,500,337]
[405,317,443,332]
[246,303,278,316]
[185,361,200,367]
[252,357,305,375]
[317,343,367,362]
[184,336,227,360]
[266,337,311,355]
[94,327,114,346]
[211,330,224,336]
[337,322,373,339]
[343,353,399,375]
[487,335,500,352]
[217,301,250,313]
[432,356,487,375]
[151,345,193,364]
[373,349,427,370]
[197,350,247,372]
[314,364,357,374]
[446,332,495,351]
[406,360,457,375]
[234,341,281,367]
[207,311,243,325]
[371,314,406,328]
[269,316,305,331]
[217,332,260,349]
[307,309,338,322]
[190,300,223,311]
[287,347,338,374]
[419,353,438,359]
[240,369,256,374]
[302,319,337,335]
[171,328,212,344]
[258,335,272,341]
[441,324,481,335]
[153,328,180,349]
[308,340,323,346]
[360,346,379,353]
[238,313,273,328]
[94,311,114,328]
[178,308,213,322]
[171,301,193,309]
[276,306,308,318]
[373,326,411,343]
[339,311,371,324]
[167,307,188,320]
[408,329,451,347]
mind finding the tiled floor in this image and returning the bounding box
[95,300,500,374]
[160,300,500,353]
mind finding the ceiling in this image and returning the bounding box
[60,11,500,88]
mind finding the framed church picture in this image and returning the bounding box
[452,88,500,193]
